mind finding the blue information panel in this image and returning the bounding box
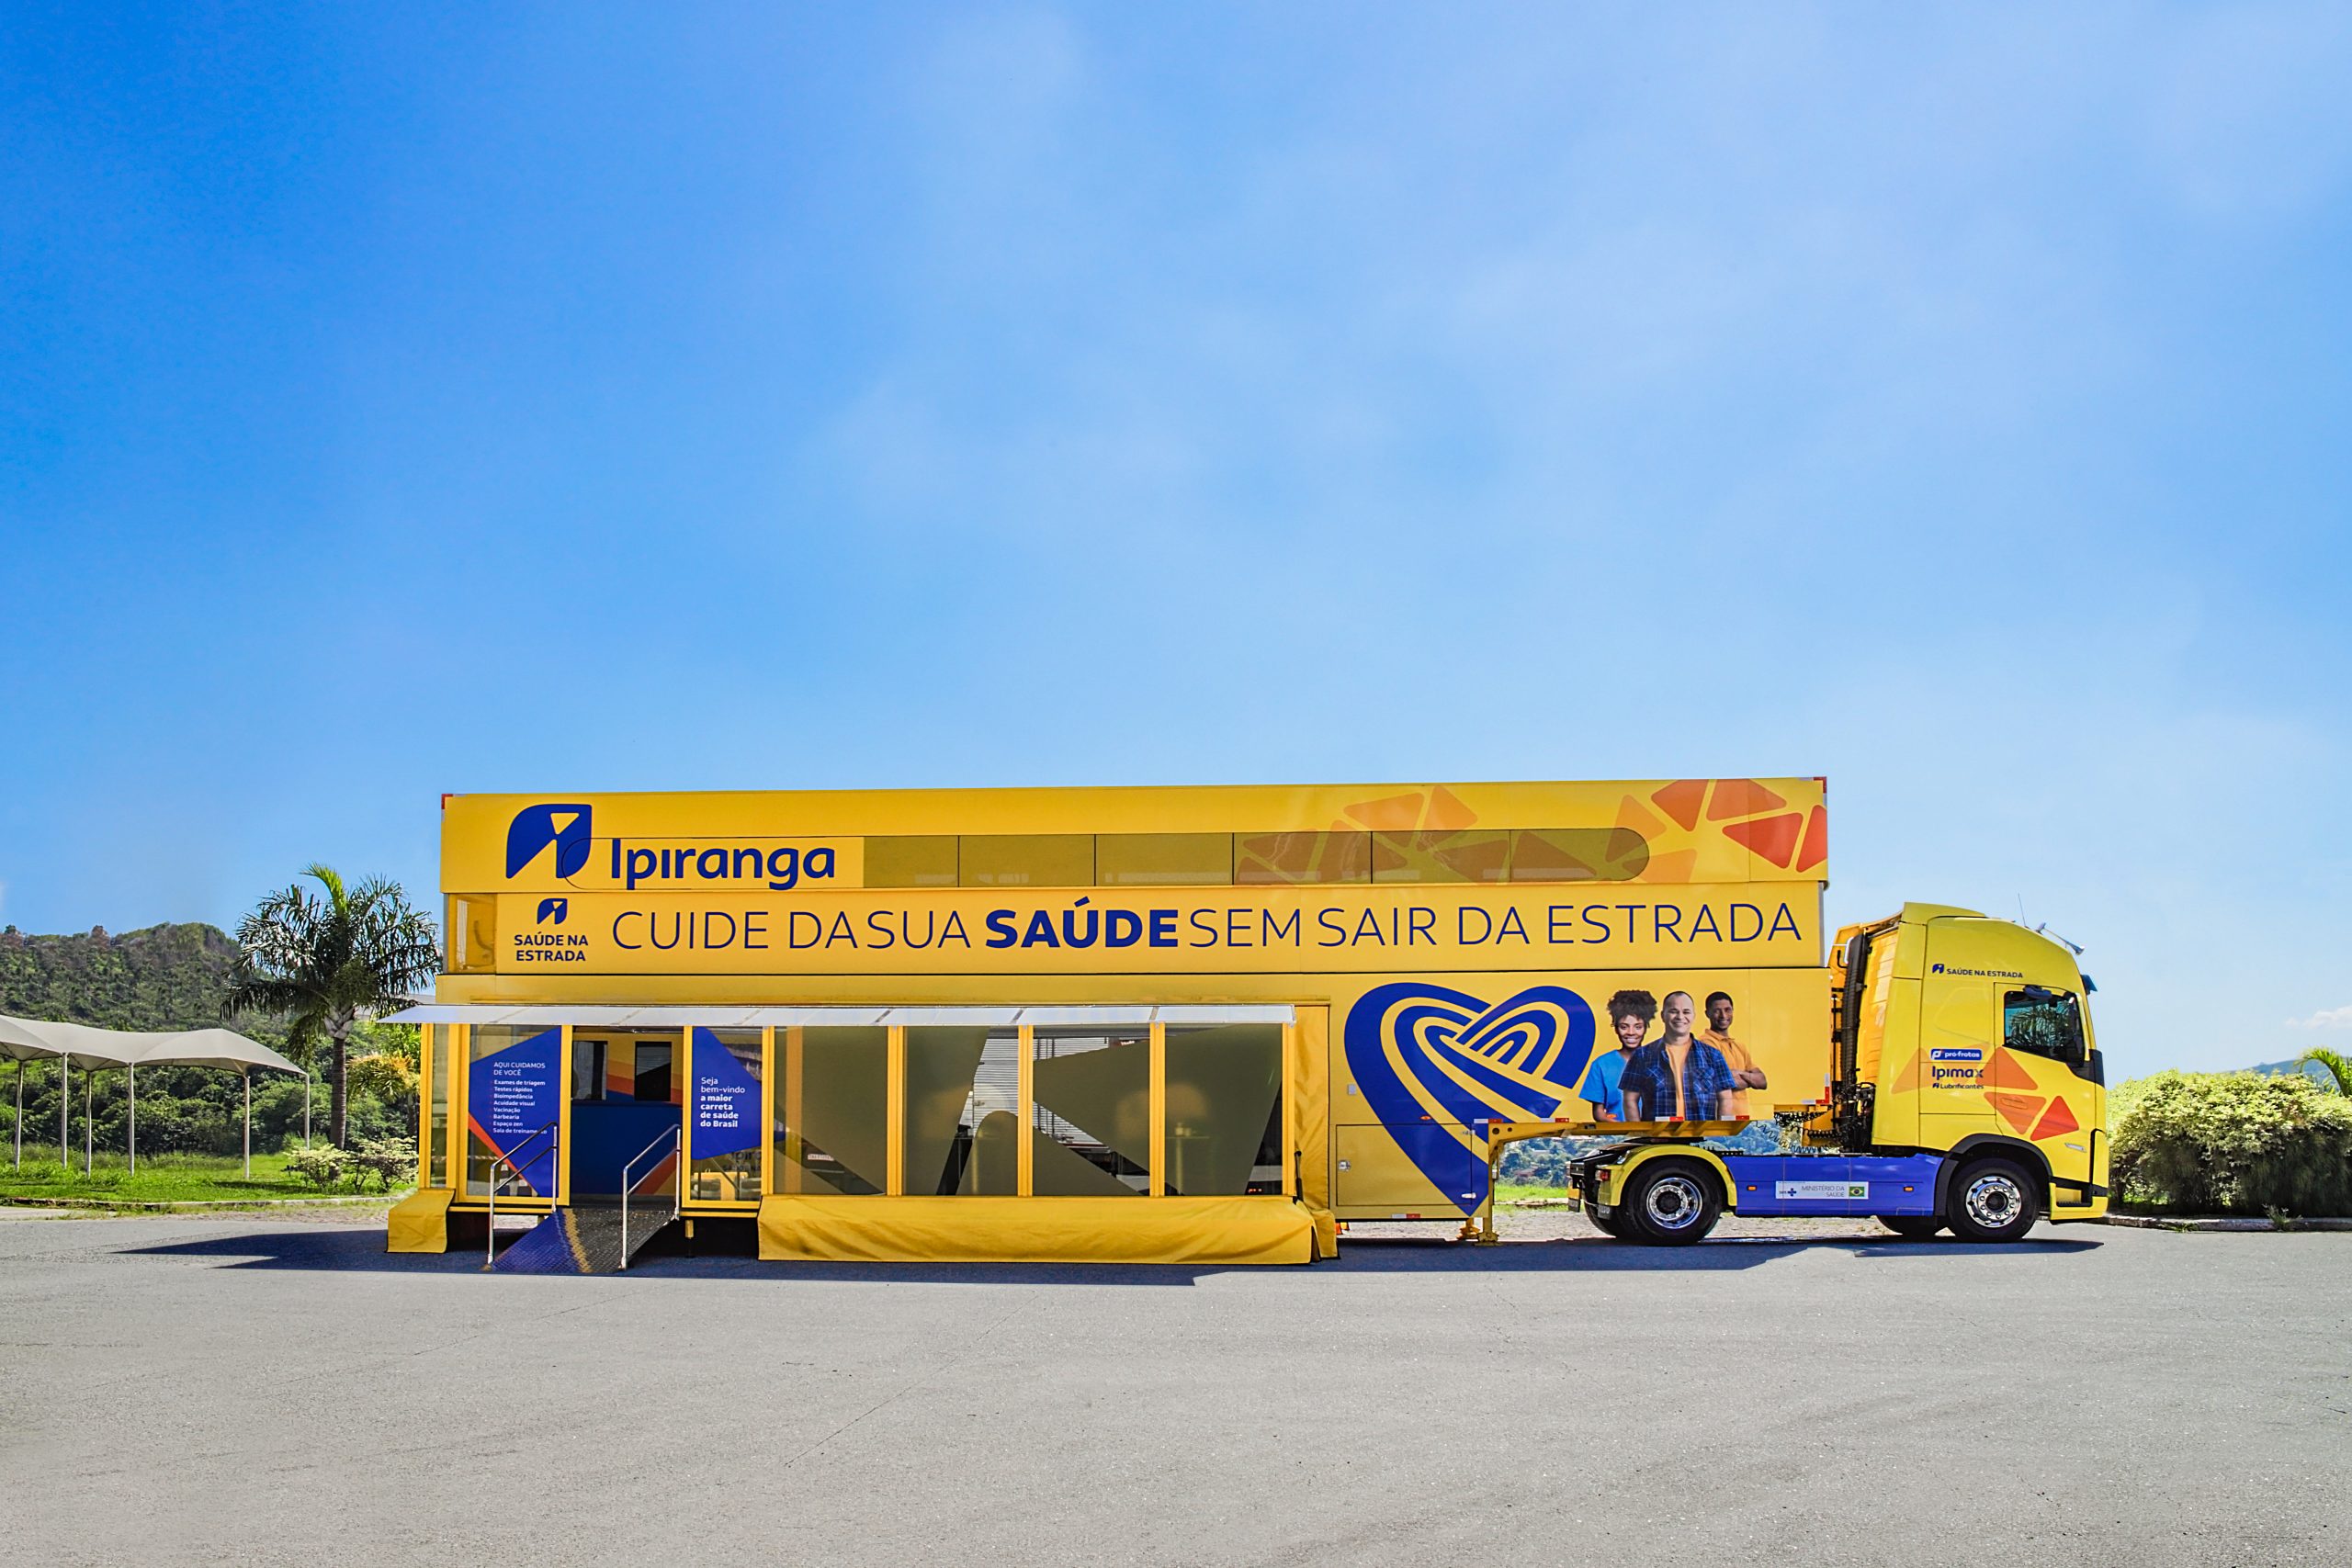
[469,1027,561,1196]
[691,1027,762,1160]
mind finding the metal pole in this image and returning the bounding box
[304,1071,312,1147]
[59,1053,69,1167]
[243,1071,252,1179]
[13,1059,22,1169]
[84,1069,93,1174]
[128,1063,138,1175]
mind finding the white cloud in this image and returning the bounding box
[2288,1006,2352,1029]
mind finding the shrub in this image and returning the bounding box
[347,1137,416,1192]
[282,1145,346,1190]
[2110,1071,2352,1216]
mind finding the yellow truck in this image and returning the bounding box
[387,778,2106,1267]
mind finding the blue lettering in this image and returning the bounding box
[1262,908,1300,947]
[696,847,729,880]
[650,913,683,951]
[766,846,800,890]
[865,911,897,950]
[1655,905,1682,942]
[627,848,658,890]
[1730,903,1763,942]
[826,912,858,949]
[1549,906,1575,942]
[1189,908,1219,948]
[1408,907,1435,945]
[1317,908,1349,946]
[1497,907,1529,944]
[1689,904,1722,941]
[1104,909,1143,948]
[1770,902,1802,941]
[1352,909,1386,946]
[1459,908,1494,944]
[733,847,763,879]
[788,910,822,949]
[1583,907,1611,942]
[614,911,643,950]
[1226,908,1252,948]
[743,912,768,950]
[939,911,970,948]
[985,910,1018,949]
[806,847,835,881]
[1618,904,1644,941]
[1148,909,1178,947]
[1063,899,1099,949]
[1022,910,1060,948]
[901,910,937,949]
[702,911,737,948]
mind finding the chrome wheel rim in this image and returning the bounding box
[1964,1172,2025,1230]
[1644,1174,1705,1231]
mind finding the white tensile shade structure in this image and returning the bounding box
[0,1015,305,1177]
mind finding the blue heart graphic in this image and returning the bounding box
[1342,982,1598,1213]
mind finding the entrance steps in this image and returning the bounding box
[490,1203,675,1274]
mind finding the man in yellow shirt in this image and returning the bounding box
[1704,991,1768,1118]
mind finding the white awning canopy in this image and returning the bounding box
[381,1002,1296,1029]
[0,1014,302,1074]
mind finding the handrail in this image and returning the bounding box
[619,1122,682,1271]
[483,1119,560,1269]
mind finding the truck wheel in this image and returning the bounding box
[1877,1215,1944,1239]
[1621,1160,1721,1246]
[1945,1159,2038,1244]
[1589,1204,1632,1240]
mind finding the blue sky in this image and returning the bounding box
[3,4,2346,1076]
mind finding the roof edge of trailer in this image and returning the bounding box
[382,1003,1296,1028]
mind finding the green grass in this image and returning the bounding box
[1495,1181,1574,1205]
[0,1148,393,1206]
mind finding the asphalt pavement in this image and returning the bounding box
[2,1209,2346,1567]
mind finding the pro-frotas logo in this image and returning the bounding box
[1342,983,1597,1213]
[506,804,594,880]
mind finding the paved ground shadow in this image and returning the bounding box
[115,1224,2098,1284]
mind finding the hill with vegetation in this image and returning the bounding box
[1,922,416,1156]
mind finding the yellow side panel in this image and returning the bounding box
[1334,1123,1462,1215]
[1292,1007,1333,1250]
[755,1194,1314,1265]
[386,1187,455,1253]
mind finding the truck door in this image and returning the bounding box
[1995,987,2098,1192]
[1914,964,1998,1154]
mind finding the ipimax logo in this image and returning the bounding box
[507,804,594,879]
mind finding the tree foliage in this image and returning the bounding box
[229,865,438,1146]
[2110,1070,2352,1216]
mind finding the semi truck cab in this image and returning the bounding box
[1550,903,2108,1245]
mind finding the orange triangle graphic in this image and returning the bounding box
[1723,812,1804,867]
[1707,778,1789,820]
[1988,1091,2044,1134]
[1651,779,1707,831]
[1616,794,1668,840]
[1984,1049,2038,1090]
[1794,806,1828,873]
[1344,793,1427,830]
[2030,1099,2079,1140]
[1644,848,1698,882]
[1889,1053,1923,1093]
[1424,784,1478,831]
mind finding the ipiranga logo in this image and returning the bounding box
[506,804,594,879]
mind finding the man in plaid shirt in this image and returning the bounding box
[1619,990,1738,1122]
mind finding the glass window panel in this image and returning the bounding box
[464,1025,562,1198]
[903,1027,1019,1194]
[774,1026,888,1196]
[1030,1029,1150,1195]
[2003,989,2085,1063]
[1095,833,1233,886]
[571,1037,607,1102]
[865,836,959,888]
[1163,1024,1284,1196]
[1234,831,1371,885]
[1370,829,1512,884]
[957,835,1095,887]
[447,895,496,973]
[426,1028,450,1189]
[688,1028,763,1201]
[1505,828,1651,883]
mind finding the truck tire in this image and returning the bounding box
[1877,1215,1944,1239]
[1589,1203,1632,1240]
[1945,1158,2038,1244]
[1620,1160,1722,1246]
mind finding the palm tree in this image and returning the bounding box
[229,865,440,1146]
[2298,1047,2352,1096]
